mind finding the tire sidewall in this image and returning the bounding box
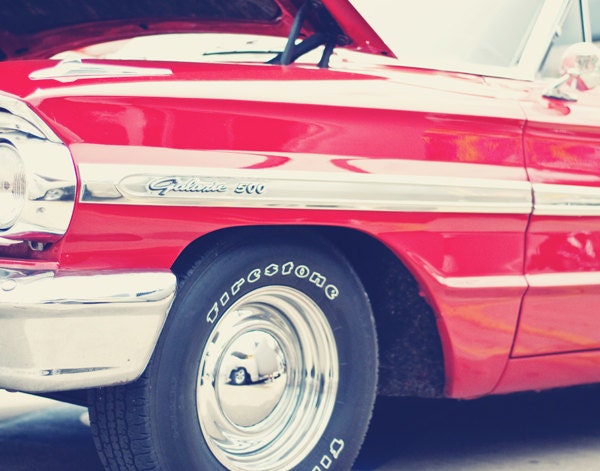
[149,238,377,470]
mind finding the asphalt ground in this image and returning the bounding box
[3,385,600,470]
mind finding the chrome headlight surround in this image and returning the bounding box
[0,143,26,230]
[0,96,76,247]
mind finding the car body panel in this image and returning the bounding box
[0,58,530,398]
[513,83,600,356]
[494,350,600,395]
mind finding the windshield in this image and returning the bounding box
[350,0,546,69]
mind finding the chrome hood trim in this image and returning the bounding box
[29,59,172,83]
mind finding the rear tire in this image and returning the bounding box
[89,234,378,470]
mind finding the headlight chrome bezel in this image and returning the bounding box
[0,96,76,247]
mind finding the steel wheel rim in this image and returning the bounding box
[196,285,339,471]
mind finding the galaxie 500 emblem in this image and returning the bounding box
[147,177,265,196]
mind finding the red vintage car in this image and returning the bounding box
[1,0,600,469]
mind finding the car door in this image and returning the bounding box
[515,0,600,356]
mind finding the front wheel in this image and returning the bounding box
[89,234,378,470]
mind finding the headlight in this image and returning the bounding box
[0,97,76,247]
[0,143,26,230]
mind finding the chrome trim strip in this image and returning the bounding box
[435,271,600,292]
[0,269,176,392]
[80,156,600,217]
[527,271,600,287]
[581,0,592,42]
[436,274,528,290]
[533,182,600,216]
[80,162,533,214]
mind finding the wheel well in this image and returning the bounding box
[172,225,445,398]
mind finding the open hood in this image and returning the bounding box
[0,0,391,61]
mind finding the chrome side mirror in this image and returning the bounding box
[544,42,600,101]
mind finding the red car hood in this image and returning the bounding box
[0,0,391,61]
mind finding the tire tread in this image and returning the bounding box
[89,374,160,470]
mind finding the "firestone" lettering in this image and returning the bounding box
[206,261,339,323]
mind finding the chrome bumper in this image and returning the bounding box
[0,268,176,392]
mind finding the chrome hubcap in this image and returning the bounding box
[197,286,339,471]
